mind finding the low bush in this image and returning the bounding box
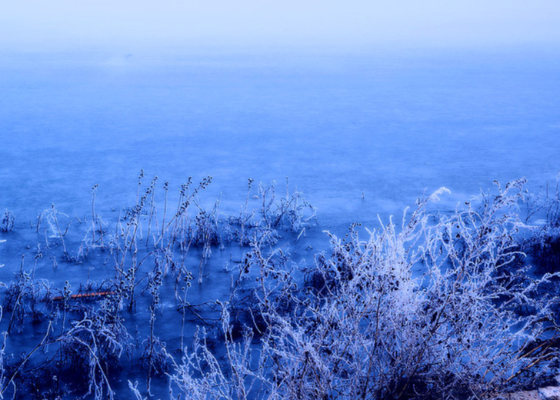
[169,179,560,399]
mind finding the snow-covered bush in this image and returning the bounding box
[258,179,317,234]
[168,305,267,400]
[58,311,130,400]
[169,179,560,399]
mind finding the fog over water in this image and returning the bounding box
[2,0,560,50]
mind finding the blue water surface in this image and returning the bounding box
[1,47,559,229]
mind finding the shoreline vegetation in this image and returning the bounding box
[1,174,560,399]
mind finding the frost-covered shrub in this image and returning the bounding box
[264,181,557,399]
[285,181,556,398]
[224,179,315,247]
[190,204,222,259]
[168,304,267,400]
[2,265,44,333]
[169,180,560,400]
[258,179,317,234]
[0,302,131,400]
[59,311,130,400]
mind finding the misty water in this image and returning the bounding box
[1,47,560,398]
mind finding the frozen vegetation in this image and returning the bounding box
[1,175,560,399]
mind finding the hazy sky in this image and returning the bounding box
[1,0,560,51]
